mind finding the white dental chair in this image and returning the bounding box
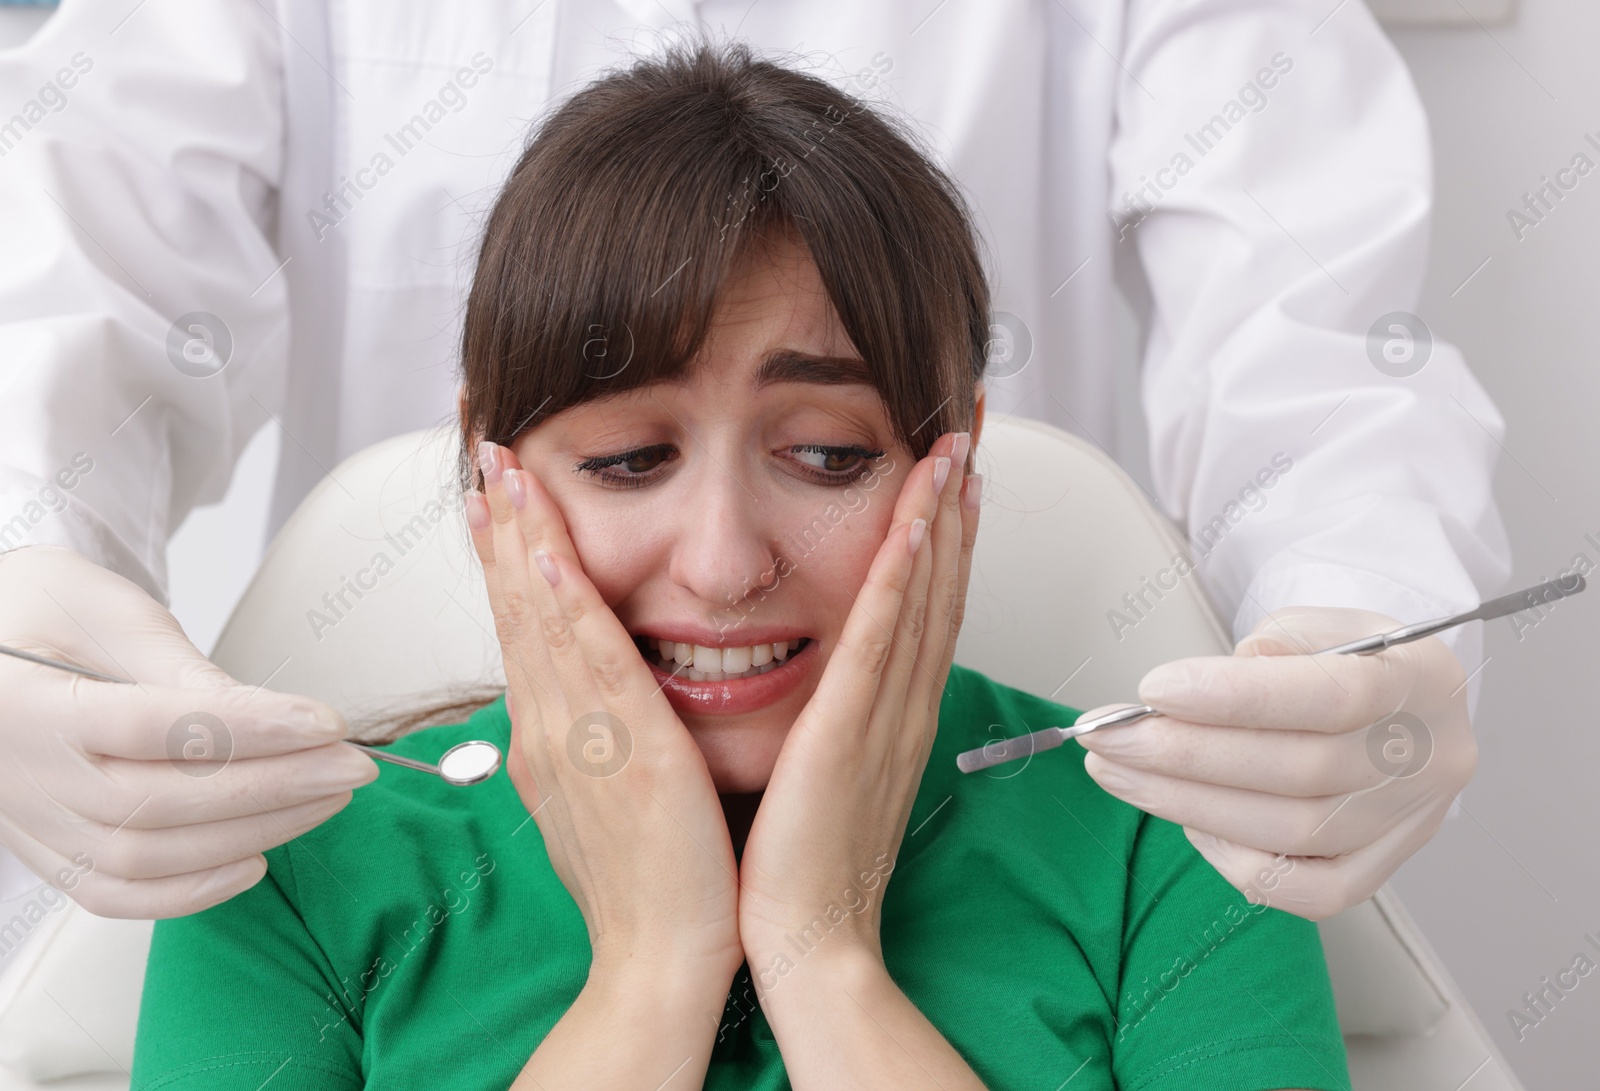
[0,417,1523,1090]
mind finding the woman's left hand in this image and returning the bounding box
[736,429,980,971]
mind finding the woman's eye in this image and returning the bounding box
[788,444,886,482]
[574,442,885,490]
[617,449,668,473]
[574,443,675,488]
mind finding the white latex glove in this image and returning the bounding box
[1076,605,1474,921]
[0,545,377,919]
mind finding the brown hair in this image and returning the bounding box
[357,34,993,742]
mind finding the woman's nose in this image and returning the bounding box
[664,472,783,617]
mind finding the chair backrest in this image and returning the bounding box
[0,418,1523,1091]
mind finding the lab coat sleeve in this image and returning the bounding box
[0,1,288,606]
[1107,0,1513,710]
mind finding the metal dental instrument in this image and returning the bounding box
[347,739,502,786]
[0,645,503,787]
[956,573,1589,775]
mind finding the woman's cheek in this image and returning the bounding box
[793,489,893,589]
[563,507,663,603]
[529,467,657,589]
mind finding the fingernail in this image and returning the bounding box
[932,456,950,494]
[504,470,527,510]
[962,473,982,512]
[465,489,491,531]
[907,517,927,556]
[477,440,502,486]
[951,431,971,469]
[534,549,561,587]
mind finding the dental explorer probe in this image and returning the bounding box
[0,645,502,787]
[955,573,1588,775]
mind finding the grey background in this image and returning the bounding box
[4,0,1595,1085]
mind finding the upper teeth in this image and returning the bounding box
[652,638,801,677]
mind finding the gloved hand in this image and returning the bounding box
[1075,604,1475,921]
[0,545,377,919]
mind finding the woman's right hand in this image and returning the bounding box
[466,441,743,987]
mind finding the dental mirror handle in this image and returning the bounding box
[345,742,441,776]
[956,573,1587,774]
[1313,573,1585,655]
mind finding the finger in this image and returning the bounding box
[503,463,640,718]
[1134,642,1424,735]
[1183,797,1450,921]
[68,856,270,921]
[66,680,350,762]
[905,432,969,735]
[879,438,959,745]
[809,451,944,739]
[79,744,378,827]
[466,479,534,713]
[1080,750,1447,858]
[465,457,519,643]
[1074,714,1387,797]
[519,548,678,737]
[465,484,502,615]
[476,443,562,717]
[34,791,354,884]
[931,467,982,716]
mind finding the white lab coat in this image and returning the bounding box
[0,1,1510,683]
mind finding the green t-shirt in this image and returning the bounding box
[133,664,1350,1090]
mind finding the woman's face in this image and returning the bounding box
[506,234,982,793]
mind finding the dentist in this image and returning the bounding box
[0,0,1510,927]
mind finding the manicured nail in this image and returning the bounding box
[534,549,561,587]
[504,469,527,510]
[465,489,491,530]
[907,517,927,556]
[951,431,971,469]
[477,440,502,486]
[962,473,982,512]
[932,456,950,494]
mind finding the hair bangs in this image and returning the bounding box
[458,35,991,493]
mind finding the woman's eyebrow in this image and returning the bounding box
[752,348,872,388]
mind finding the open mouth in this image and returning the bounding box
[631,635,813,682]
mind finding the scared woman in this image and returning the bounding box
[132,37,1348,1091]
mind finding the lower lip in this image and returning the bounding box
[645,640,818,715]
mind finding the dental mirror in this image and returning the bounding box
[348,739,503,787]
[0,644,505,789]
